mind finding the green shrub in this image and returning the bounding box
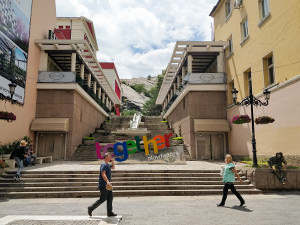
[83,137,94,140]
[172,137,183,140]
[0,136,32,155]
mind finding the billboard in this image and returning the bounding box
[0,0,33,104]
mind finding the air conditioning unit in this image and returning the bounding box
[233,0,242,9]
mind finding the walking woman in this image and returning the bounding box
[217,154,245,207]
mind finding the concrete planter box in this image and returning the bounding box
[172,140,183,145]
[1,154,11,160]
[83,139,95,145]
[242,168,300,190]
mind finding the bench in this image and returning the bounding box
[35,156,52,164]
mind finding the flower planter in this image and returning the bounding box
[172,139,183,145]
[231,115,251,124]
[83,139,95,145]
[0,111,16,122]
[255,116,275,124]
[1,154,11,160]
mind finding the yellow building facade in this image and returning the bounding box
[210,0,300,163]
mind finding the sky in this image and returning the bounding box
[56,0,218,79]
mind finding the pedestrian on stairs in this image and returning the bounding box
[10,140,28,181]
[217,154,245,207]
[88,152,117,217]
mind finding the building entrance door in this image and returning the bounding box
[37,133,66,160]
[196,133,225,160]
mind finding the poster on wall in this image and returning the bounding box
[0,0,33,104]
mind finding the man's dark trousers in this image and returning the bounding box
[89,188,113,214]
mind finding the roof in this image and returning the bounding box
[99,62,121,84]
[31,118,69,132]
[155,41,227,105]
[35,39,120,104]
[209,0,222,17]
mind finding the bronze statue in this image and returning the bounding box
[268,152,287,184]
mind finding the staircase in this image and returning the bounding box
[0,169,261,198]
[72,116,172,161]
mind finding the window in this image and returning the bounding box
[244,69,252,96]
[261,0,269,18]
[258,0,270,25]
[241,18,249,41]
[263,53,275,87]
[225,0,232,18]
[227,36,233,57]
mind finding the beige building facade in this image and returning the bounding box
[210,0,300,162]
[156,41,230,160]
[0,1,122,160]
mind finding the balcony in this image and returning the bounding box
[38,71,110,113]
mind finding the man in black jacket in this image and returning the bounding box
[11,140,28,181]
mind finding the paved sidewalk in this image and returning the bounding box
[1,193,300,225]
[1,161,299,224]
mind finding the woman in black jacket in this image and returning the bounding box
[11,140,28,181]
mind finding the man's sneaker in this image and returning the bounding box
[239,201,245,207]
[88,207,92,217]
[107,212,117,217]
[216,203,224,207]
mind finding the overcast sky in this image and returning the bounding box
[55,0,218,79]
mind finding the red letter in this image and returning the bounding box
[153,135,165,149]
[164,133,173,147]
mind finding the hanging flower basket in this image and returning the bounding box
[231,115,251,124]
[0,111,16,122]
[255,116,275,125]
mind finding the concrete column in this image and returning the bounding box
[182,67,186,84]
[177,76,181,88]
[217,51,225,73]
[102,93,105,103]
[187,55,193,74]
[98,87,102,99]
[39,51,48,71]
[93,81,97,94]
[109,100,112,111]
[80,64,85,80]
[106,97,109,108]
[173,83,176,94]
[87,74,91,87]
[71,53,76,72]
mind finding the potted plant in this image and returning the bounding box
[172,137,183,145]
[82,136,95,145]
[255,116,275,124]
[231,115,251,124]
[0,111,16,122]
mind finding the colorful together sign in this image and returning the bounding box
[95,133,174,162]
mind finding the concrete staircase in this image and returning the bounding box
[0,169,261,198]
[72,116,172,161]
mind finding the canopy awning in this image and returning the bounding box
[31,118,69,132]
[194,119,230,132]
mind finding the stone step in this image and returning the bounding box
[1,172,225,178]
[0,180,252,187]
[0,176,246,183]
[0,184,255,192]
[0,189,262,198]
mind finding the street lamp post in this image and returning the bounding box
[231,86,270,167]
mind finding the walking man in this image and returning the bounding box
[88,152,117,217]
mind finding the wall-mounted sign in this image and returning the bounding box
[0,0,33,104]
[38,72,76,83]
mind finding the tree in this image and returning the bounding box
[142,70,165,116]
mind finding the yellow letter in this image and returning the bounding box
[143,136,158,155]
